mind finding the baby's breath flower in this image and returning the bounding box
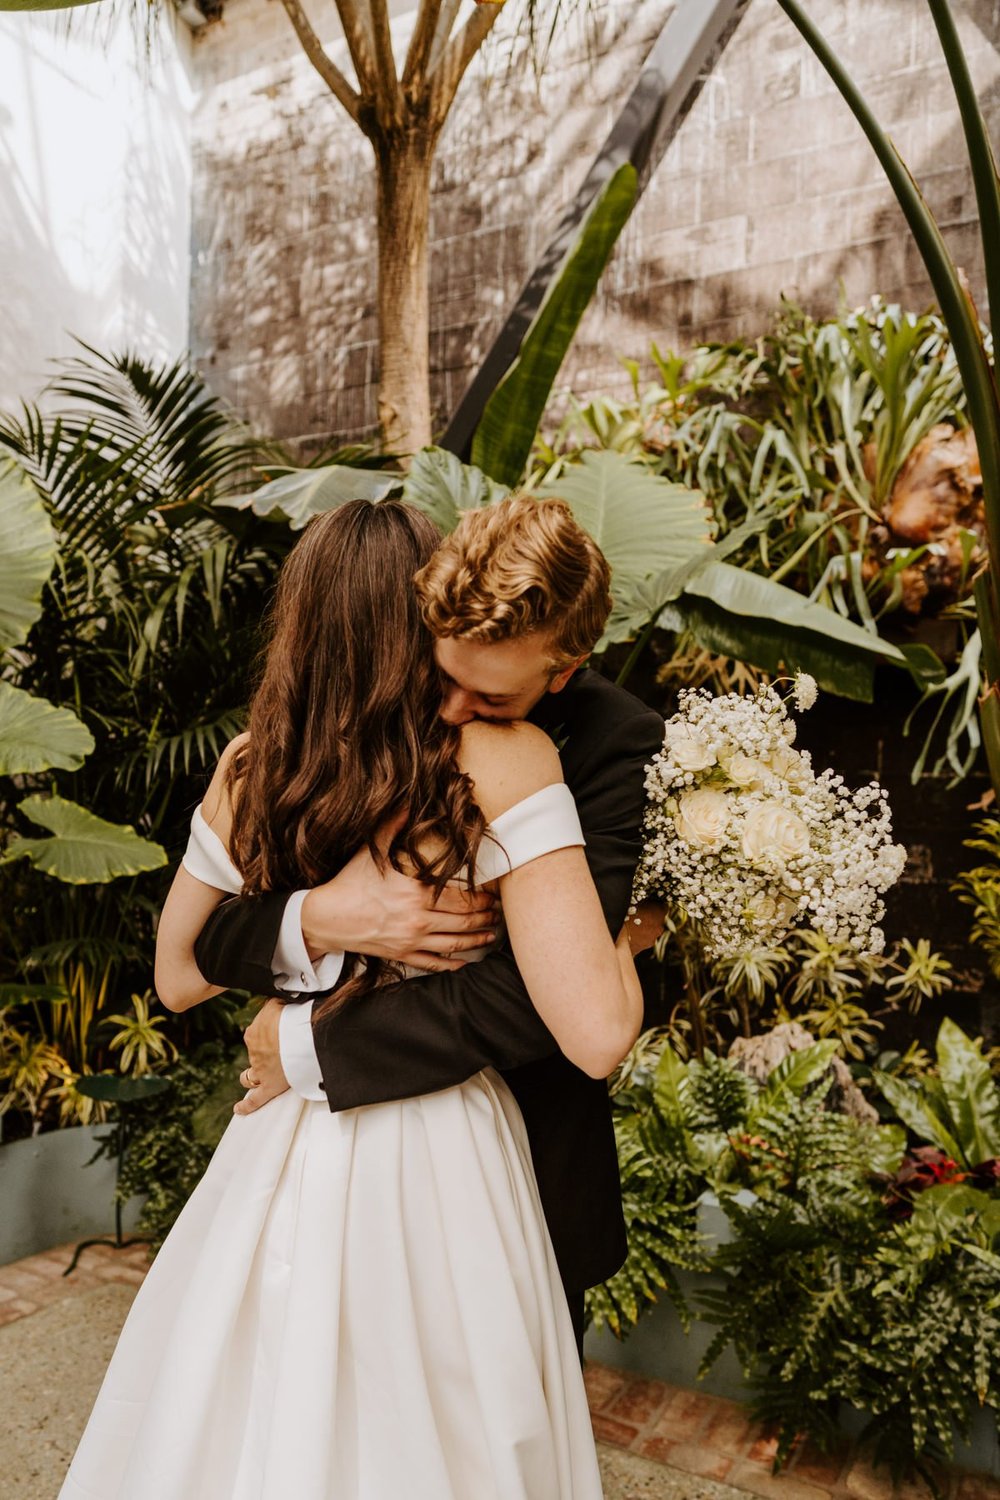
[632,685,905,961]
[792,672,818,712]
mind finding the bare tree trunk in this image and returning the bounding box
[373,129,435,457]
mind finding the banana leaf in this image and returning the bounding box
[0,460,56,651]
[537,448,713,589]
[401,447,508,533]
[0,681,94,776]
[472,164,638,488]
[672,561,907,702]
[3,794,167,884]
[217,465,402,530]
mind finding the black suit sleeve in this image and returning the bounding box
[193,890,303,1000]
[312,704,664,1111]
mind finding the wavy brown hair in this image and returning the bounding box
[227,500,486,1018]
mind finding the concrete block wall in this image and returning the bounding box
[187,0,1000,451]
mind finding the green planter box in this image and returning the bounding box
[0,1125,143,1266]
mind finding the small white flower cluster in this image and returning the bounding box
[633,680,906,960]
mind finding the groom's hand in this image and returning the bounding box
[300,843,499,973]
[234,998,289,1115]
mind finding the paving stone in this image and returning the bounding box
[790,1437,851,1487]
[654,1390,722,1441]
[703,1404,760,1458]
[592,1412,642,1448]
[845,1458,938,1500]
[652,1440,735,1481]
[728,1456,834,1499]
[607,1375,673,1429]
[583,1360,629,1412]
[956,1477,1000,1500]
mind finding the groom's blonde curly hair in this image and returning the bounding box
[415,495,612,669]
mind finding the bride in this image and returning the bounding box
[59,498,642,1500]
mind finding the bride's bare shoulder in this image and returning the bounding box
[201,732,250,830]
[457,720,562,823]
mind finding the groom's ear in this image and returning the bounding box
[547,658,586,695]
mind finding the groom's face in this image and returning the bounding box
[435,633,579,725]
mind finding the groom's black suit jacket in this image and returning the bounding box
[193,669,664,1295]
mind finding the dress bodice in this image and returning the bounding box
[182,782,585,898]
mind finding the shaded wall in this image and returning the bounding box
[188,0,1000,451]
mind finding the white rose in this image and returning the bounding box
[664,724,716,773]
[742,801,811,862]
[721,752,767,788]
[675,788,731,847]
[749,891,798,929]
[767,742,805,783]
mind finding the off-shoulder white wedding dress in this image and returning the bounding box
[59,784,604,1500]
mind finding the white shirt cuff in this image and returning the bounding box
[278,1000,326,1101]
[272,889,346,993]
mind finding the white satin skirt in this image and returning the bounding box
[59,1071,603,1499]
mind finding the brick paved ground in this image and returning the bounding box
[2,1243,997,1500]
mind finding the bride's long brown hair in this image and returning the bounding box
[227,499,486,1016]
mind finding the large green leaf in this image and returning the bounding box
[673,560,906,702]
[472,165,639,488]
[873,1069,966,1163]
[0,460,56,650]
[538,448,713,586]
[2,795,167,884]
[401,447,509,534]
[0,0,100,9]
[0,681,94,775]
[752,1040,840,1120]
[216,466,402,530]
[935,1017,1000,1167]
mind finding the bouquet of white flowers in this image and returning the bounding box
[632,676,907,961]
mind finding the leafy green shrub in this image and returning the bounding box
[0,349,291,1130]
[593,1023,1000,1481]
[113,1036,245,1249]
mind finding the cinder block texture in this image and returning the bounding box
[188,0,1000,450]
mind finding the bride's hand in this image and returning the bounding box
[234,998,290,1116]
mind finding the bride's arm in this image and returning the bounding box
[155,736,246,1013]
[459,721,643,1080]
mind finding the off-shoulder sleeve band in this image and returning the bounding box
[475,782,585,884]
[181,805,244,894]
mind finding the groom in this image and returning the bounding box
[191,494,665,1350]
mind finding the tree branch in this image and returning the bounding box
[279,0,362,123]
[333,0,379,95]
[429,1,503,125]
[368,0,403,124]
[402,0,443,87]
[426,0,463,77]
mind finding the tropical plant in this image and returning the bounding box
[594,1027,1000,1481]
[953,816,1000,981]
[0,460,166,886]
[649,920,952,1064]
[110,1037,246,1250]
[873,1019,1000,1174]
[589,1038,904,1339]
[773,0,1000,802]
[533,298,992,774]
[0,347,287,1130]
[702,1179,1000,1482]
[228,443,912,702]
